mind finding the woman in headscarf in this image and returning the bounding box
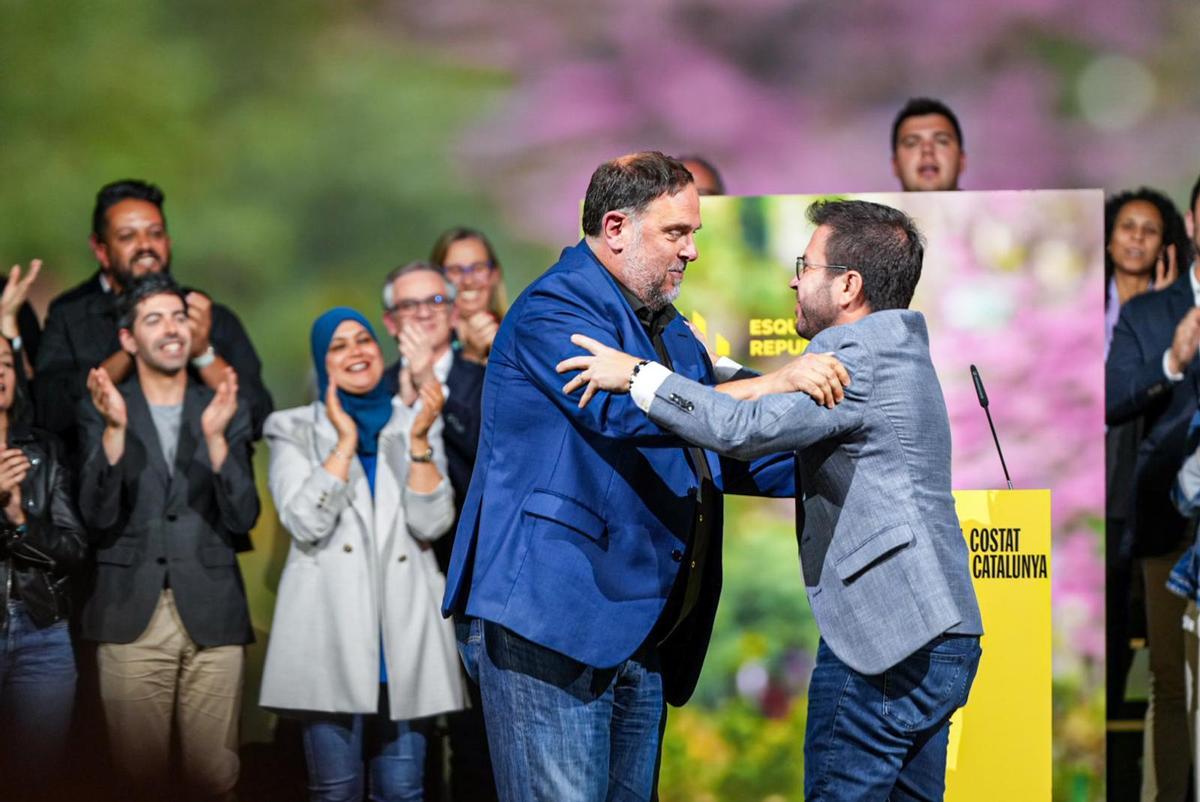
[259,307,465,802]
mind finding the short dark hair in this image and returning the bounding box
[381,260,453,311]
[1103,187,1192,302]
[581,152,694,237]
[678,155,727,195]
[891,98,964,152]
[807,200,925,311]
[117,273,188,332]
[92,179,166,239]
[1189,174,1200,217]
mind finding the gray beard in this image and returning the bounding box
[624,238,681,312]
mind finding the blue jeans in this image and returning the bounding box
[301,685,428,802]
[0,600,76,781]
[804,634,982,801]
[458,617,666,802]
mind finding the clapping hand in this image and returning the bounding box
[398,323,434,406]
[411,380,444,441]
[458,312,498,364]
[185,291,214,358]
[0,447,30,524]
[87,367,127,429]
[200,367,239,439]
[324,380,359,452]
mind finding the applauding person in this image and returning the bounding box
[0,333,86,798]
[431,228,506,364]
[260,308,465,802]
[78,273,259,800]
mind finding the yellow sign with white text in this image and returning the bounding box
[945,489,1052,801]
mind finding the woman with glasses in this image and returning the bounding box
[259,307,466,802]
[430,228,508,364]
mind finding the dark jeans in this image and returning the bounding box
[804,634,982,801]
[458,618,666,802]
[0,600,76,786]
[301,685,429,802]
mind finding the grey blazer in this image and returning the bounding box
[78,377,259,647]
[646,310,982,674]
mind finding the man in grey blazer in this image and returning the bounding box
[559,199,983,801]
[79,273,259,800]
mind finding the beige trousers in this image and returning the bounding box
[97,589,244,800]
[1141,551,1190,802]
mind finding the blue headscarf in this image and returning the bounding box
[311,307,394,456]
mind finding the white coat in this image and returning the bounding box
[259,398,467,720]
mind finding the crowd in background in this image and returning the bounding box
[0,94,1181,800]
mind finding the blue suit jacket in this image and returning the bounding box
[442,241,793,704]
[1107,272,1200,557]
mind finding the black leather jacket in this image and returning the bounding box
[0,425,86,628]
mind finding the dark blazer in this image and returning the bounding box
[384,350,486,573]
[442,241,794,705]
[35,272,274,447]
[1107,272,1200,557]
[77,376,259,647]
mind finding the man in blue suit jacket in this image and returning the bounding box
[560,200,983,801]
[442,152,817,802]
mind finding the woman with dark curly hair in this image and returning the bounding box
[1104,187,1192,355]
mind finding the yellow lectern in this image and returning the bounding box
[945,489,1052,800]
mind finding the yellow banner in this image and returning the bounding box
[946,489,1052,800]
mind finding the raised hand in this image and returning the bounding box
[324,380,359,451]
[1155,243,1179,290]
[87,367,127,429]
[200,367,239,439]
[556,333,641,409]
[459,311,499,364]
[0,447,30,523]
[411,380,445,441]
[185,291,214,358]
[771,352,851,408]
[1169,307,1200,375]
[0,260,40,340]
[398,323,435,389]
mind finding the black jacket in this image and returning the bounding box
[0,424,87,628]
[1107,273,1200,556]
[34,272,274,449]
[78,376,260,647]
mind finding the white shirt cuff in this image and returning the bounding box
[630,361,672,412]
[1164,349,1185,382]
[713,355,744,382]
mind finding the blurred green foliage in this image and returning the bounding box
[0,0,553,408]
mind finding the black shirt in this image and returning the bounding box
[613,282,718,644]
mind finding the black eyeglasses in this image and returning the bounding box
[443,261,495,281]
[795,255,853,281]
[391,294,451,316]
